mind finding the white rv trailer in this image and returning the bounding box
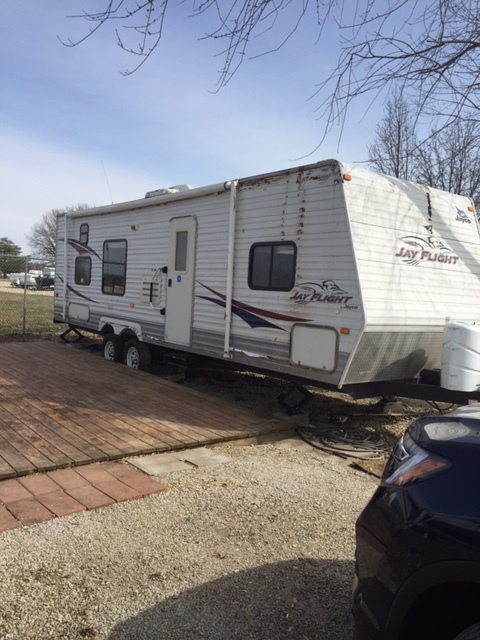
[54,159,480,402]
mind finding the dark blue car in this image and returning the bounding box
[352,405,480,640]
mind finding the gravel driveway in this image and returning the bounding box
[0,440,378,640]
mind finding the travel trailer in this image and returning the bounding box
[54,159,480,403]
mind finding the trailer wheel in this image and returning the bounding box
[102,334,123,363]
[123,339,152,371]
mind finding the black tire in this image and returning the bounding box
[102,333,123,363]
[123,339,152,371]
[454,623,480,640]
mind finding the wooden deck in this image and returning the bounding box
[0,341,288,480]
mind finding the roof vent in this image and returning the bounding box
[145,184,194,198]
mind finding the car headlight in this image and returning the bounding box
[382,432,451,487]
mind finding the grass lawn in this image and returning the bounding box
[0,288,58,336]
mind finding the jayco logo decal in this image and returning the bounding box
[291,281,356,308]
[395,235,458,266]
[455,209,471,224]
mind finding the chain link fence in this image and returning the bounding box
[0,254,58,337]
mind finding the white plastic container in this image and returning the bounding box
[442,321,480,391]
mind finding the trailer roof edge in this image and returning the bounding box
[61,180,233,219]
[60,159,342,220]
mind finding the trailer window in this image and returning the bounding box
[174,230,188,272]
[75,256,91,286]
[102,240,127,296]
[248,242,296,291]
[80,224,89,245]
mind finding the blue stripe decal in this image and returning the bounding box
[197,296,286,331]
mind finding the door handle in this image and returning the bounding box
[168,279,172,287]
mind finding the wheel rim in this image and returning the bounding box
[104,341,116,361]
[126,346,140,369]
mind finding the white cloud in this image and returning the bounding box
[0,131,165,252]
[0,1,377,254]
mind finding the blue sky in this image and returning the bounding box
[1,1,382,253]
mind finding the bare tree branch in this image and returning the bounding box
[63,0,480,137]
[61,1,169,74]
[319,0,480,137]
[369,91,480,207]
[368,88,419,180]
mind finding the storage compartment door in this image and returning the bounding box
[290,325,338,372]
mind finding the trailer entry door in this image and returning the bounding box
[164,216,196,346]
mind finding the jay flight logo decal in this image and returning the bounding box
[395,235,458,266]
[290,281,354,307]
